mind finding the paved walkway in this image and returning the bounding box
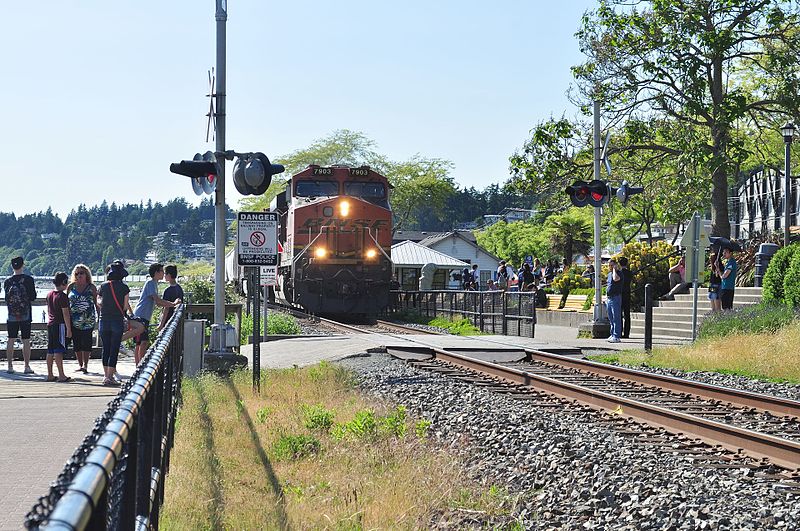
[0,355,138,531]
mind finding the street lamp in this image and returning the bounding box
[781,121,795,247]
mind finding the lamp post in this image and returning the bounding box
[781,121,795,247]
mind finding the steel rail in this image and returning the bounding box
[523,349,800,419]
[420,331,800,419]
[417,346,800,471]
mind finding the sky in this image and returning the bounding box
[1,0,597,220]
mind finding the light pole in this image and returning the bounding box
[781,121,795,247]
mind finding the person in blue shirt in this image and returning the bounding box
[132,263,180,365]
[719,247,738,310]
[606,258,623,343]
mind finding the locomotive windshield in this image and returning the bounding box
[344,182,386,198]
[295,180,339,197]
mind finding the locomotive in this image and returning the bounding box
[270,165,393,315]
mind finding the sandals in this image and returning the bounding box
[48,376,72,383]
[103,378,120,387]
[46,376,57,382]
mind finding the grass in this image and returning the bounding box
[160,361,519,529]
[587,321,800,383]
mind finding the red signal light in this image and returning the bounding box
[591,190,604,202]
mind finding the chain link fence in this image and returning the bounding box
[24,304,186,530]
[389,290,536,337]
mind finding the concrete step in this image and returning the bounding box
[631,312,707,324]
[629,324,695,339]
[630,320,695,332]
[654,301,759,311]
[670,293,762,304]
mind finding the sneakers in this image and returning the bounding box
[103,378,121,387]
[24,366,35,374]
[607,337,621,343]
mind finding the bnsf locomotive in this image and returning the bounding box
[270,165,393,315]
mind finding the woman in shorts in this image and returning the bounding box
[68,264,99,373]
[707,252,722,313]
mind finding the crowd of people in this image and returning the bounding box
[3,256,182,386]
[457,258,565,292]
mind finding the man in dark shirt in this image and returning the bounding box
[618,257,632,339]
[606,258,623,343]
[4,256,37,374]
[158,265,184,331]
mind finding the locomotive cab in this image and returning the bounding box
[277,165,393,315]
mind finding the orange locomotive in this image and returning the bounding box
[270,165,393,315]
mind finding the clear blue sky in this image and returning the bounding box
[2,0,596,219]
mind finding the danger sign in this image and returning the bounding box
[237,212,278,266]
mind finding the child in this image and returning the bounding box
[46,272,72,382]
[132,263,179,364]
[158,264,184,331]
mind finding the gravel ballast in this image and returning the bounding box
[338,352,799,530]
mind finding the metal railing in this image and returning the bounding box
[25,304,186,530]
[390,290,536,337]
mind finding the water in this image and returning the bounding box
[0,288,51,323]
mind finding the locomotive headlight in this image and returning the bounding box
[339,200,350,217]
[365,249,377,259]
[314,247,327,258]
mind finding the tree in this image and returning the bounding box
[545,208,593,264]
[386,157,456,232]
[474,220,552,265]
[571,0,800,237]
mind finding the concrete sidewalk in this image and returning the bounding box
[0,355,138,531]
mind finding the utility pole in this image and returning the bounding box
[211,0,228,353]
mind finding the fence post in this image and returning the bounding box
[644,283,653,352]
[502,292,508,336]
[479,292,484,333]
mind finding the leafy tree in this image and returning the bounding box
[571,0,800,237]
[474,220,552,266]
[544,208,593,265]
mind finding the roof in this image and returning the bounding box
[390,240,469,268]
[391,230,445,243]
[417,230,477,247]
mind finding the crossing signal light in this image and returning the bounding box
[232,152,285,196]
[613,180,644,206]
[170,151,220,196]
[565,179,608,207]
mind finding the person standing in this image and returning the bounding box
[520,262,537,292]
[157,265,184,331]
[68,264,99,373]
[4,256,37,374]
[469,264,480,291]
[132,263,179,364]
[98,261,138,386]
[45,272,72,382]
[606,258,623,343]
[496,260,513,291]
[707,252,723,313]
[618,257,632,339]
[719,247,738,310]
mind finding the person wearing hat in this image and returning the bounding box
[97,261,143,386]
[719,247,738,310]
[4,256,37,374]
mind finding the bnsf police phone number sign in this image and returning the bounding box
[237,212,278,266]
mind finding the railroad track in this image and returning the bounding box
[266,303,800,480]
[265,302,441,335]
[387,341,800,482]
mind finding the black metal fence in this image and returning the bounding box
[389,290,536,337]
[25,305,186,530]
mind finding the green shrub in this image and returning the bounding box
[378,406,407,437]
[550,267,590,295]
[782,249,800,308]
[415,419,432,439]
[762,244,799,304]
[698,302,798,340]
[331,409,379,440]
[271,434,321,461]
[616,241,677,311]
[427,317,482,335]
[239,311,301,344]
[301,404,335,431]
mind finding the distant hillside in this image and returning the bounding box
[0,198,232,276]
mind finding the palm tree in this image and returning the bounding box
[545,209,592,266]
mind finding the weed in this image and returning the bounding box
[256,406,272,424]
[282,482,305,499]
[379,405,407,437]
[235,399,245,419]
[302,404,335,431]
[415,419,432,439]
[428,317,482,335]
[272,434,321,461]
[698,301,798,339]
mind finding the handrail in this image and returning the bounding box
[25,304,186,530]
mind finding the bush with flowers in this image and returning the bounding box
[604,241,678,311]
[550,266,591,308]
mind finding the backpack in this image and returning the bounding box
[498,266,509,279]
[6,277,31,320]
